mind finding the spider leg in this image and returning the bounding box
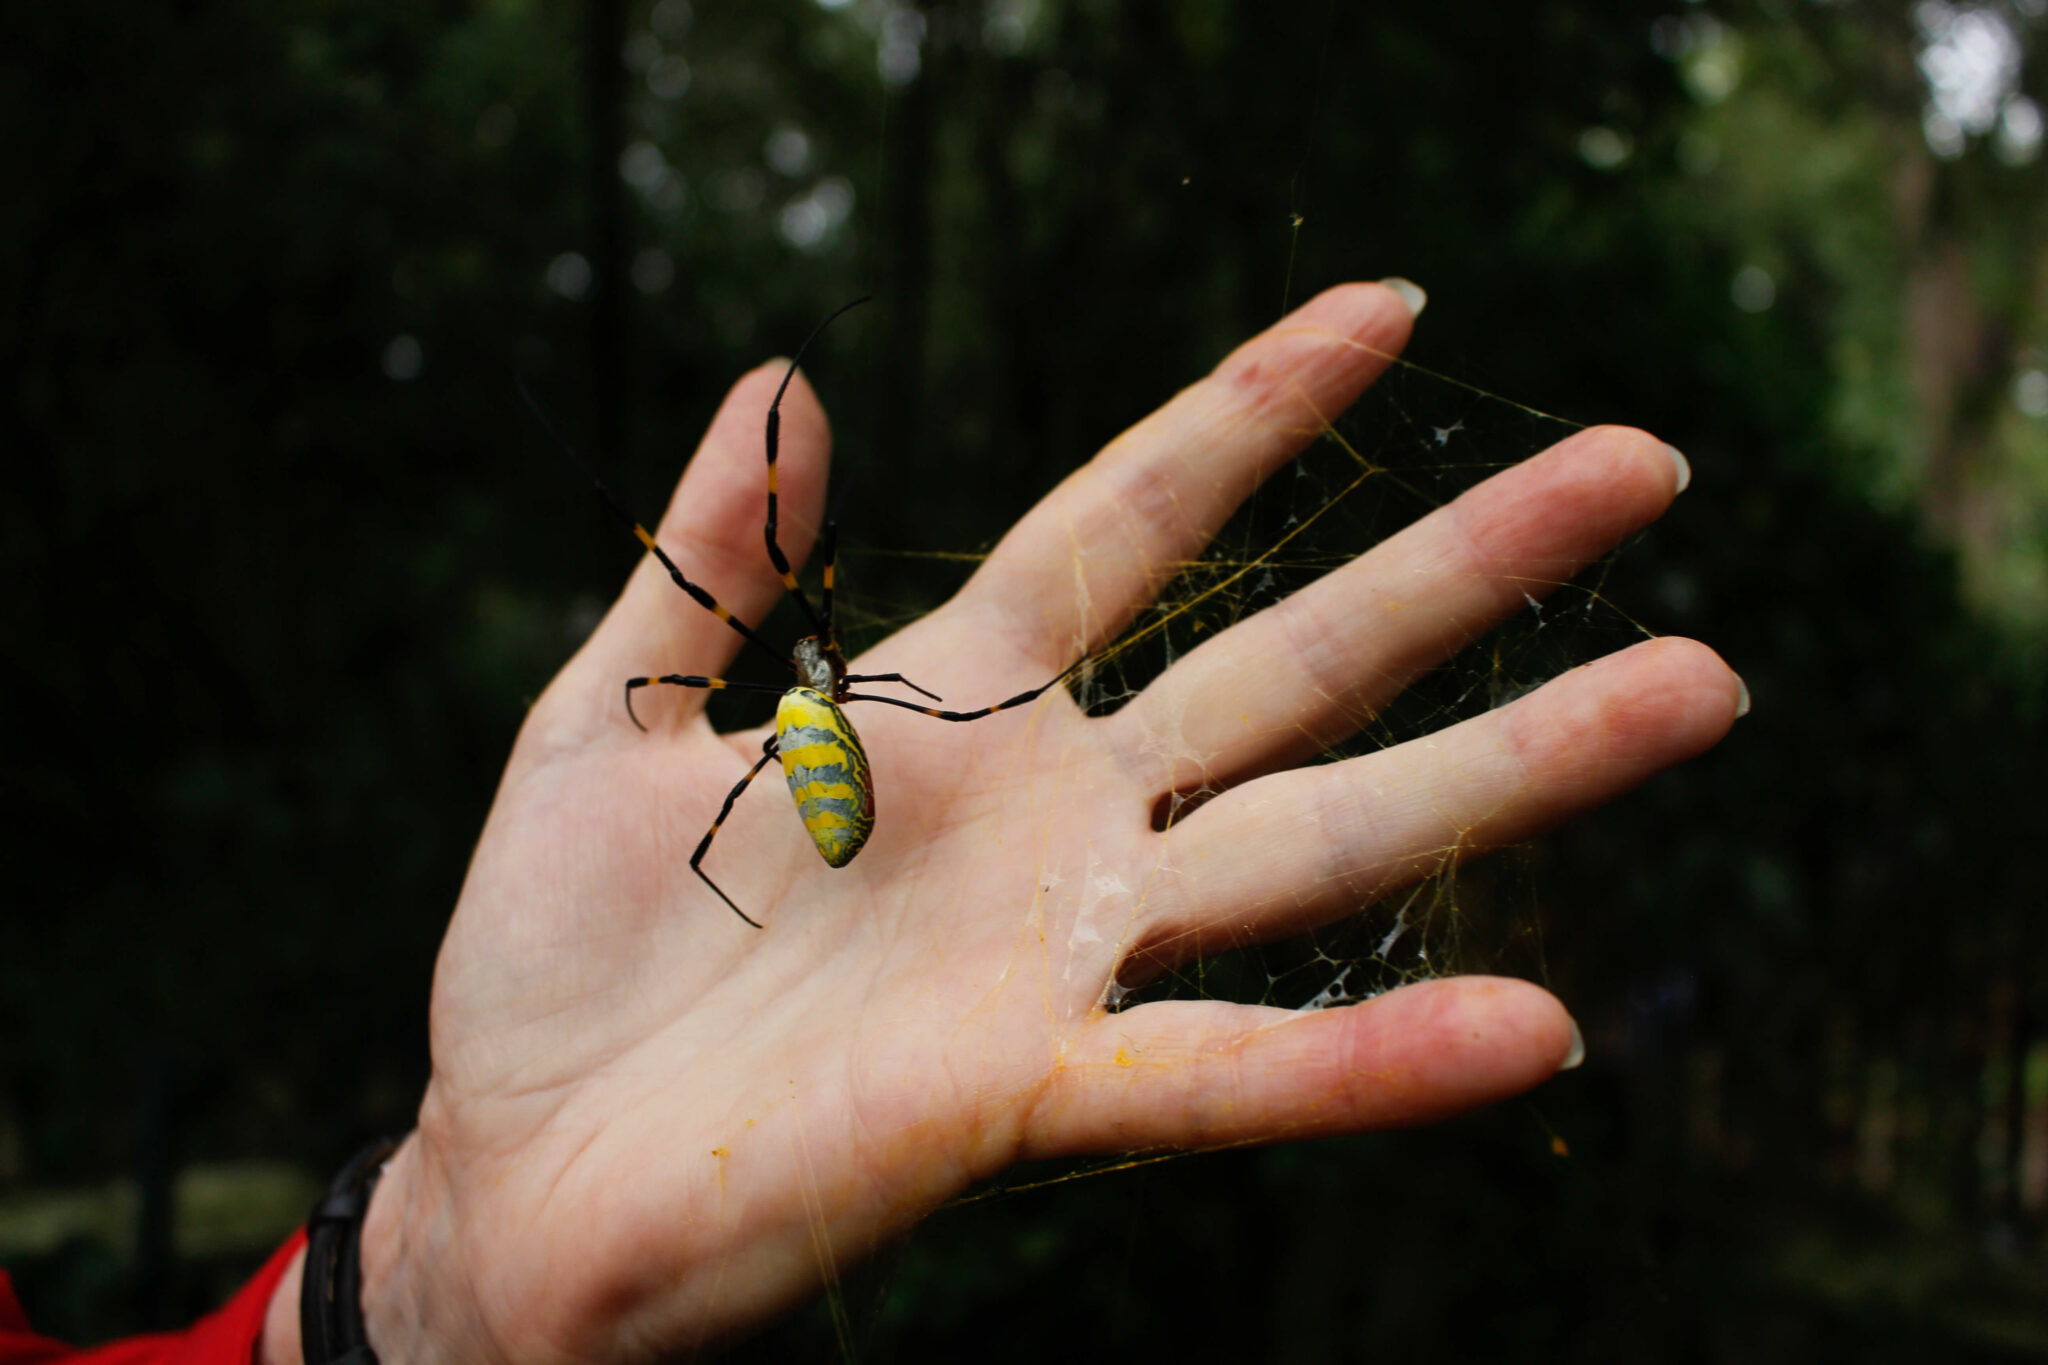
[690,737,782,929]
[819,519,839,641]
[841,672,944,703]
[766,298,869,636]
[842,656,1086,722]
[808,519,936,701]
[518,377,787,671]
[622,675,787,731]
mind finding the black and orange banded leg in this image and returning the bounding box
[516,376,788,673]
[623,675,787,730]
[765,297,869,636]
[818,519,838,636]
[691,736,782,929]
[811,516,944,701]
[843,656,1087,722]
[628,525,787,668]
[842,672,944,702]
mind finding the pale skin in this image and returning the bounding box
[260,280,1744,1363]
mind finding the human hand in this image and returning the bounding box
[266,281,1742,1362]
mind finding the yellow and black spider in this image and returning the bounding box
[522,300,1079,927]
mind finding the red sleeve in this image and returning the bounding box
[0,1232,305,1365]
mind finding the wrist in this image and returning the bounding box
[261,1132,469,1365]
[355,1129,488,1365]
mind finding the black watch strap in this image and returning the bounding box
[302,1135,402,1365]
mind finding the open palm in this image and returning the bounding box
[318,283,1741,1363]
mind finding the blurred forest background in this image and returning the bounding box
[4,0,2048,1359]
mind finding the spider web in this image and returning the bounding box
[753,340,1652,1362]
[846,348,1644,1016]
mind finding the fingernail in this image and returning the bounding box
[1665,444,1692,494]
[1378,277,1427,319]
[1733,674,1751,719]
[1559,1017,1586,1072]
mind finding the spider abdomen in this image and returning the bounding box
[775,687,875,868]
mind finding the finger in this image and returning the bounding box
[1114,425,1687,805]
[542,362,831,738]
[955,281,1418,668]
[1024,977,1574,1156]
[1138,636,1743,960]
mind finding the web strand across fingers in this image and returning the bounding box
[928,286,1700,1013]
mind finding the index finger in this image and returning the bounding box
[954,280,1421,667]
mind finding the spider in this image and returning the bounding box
[521,299,1080,927]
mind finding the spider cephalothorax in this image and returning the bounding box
[790,635,841,695]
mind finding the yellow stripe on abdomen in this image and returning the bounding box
[775,688,875,868]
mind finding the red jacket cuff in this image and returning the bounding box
[0,1230,305,1365]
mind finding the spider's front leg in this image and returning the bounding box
[623,675,788,730]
